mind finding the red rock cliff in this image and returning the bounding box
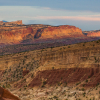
[87,31,100,37]
[0,87,20,100]
[0,21,85,45]
[34,25,84,39]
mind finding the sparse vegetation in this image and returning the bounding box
[68,46,70,48]
[0,36,100,100]
[82,88,85,91]
[83,43,85,46]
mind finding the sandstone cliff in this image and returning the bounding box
[34,25,84,39]
[87,30,100,37]
[0,87,20,100]
[0,21,85,45]
[0,40,100,100]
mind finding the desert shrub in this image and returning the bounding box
[68,46,70,48]
[53,96,58,99]
[45,92,49,95]
[94,56,96,60]
[43,81,46,85]
[19,88,21,91]
[24,55,27,58]
[41,81,46,87]
[82,88,85,91]
[24,87,26,90]
[58,82,62,86]
[83,92,86,97]
[52,67,54,69]
[93,44,95,46]
[83,44,85,46]
[83,84,85,87]
[31,74,34,78]
[86,79,88,82]
[3,85,5,88]
[96,41,99,43]
[96,82,99,86]
[88,76,90,78]
[76,82,81,85]
[64,82,67,87]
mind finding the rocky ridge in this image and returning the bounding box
[0,40,100,99]
[87,30,100,37]
[0,20,22,26]
[0,20,86,46]
[34,25,83,39]
[1,20,100,100]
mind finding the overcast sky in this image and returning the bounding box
[0,0,100,31]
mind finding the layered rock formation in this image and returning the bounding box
[0,40,100,99]
[0,20,100,55]
[0,20,85,46]
[34,25,84,39]
[87,30,100,37]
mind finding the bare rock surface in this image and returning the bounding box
[0,87,20,100]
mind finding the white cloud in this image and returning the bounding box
[0,6,100,30]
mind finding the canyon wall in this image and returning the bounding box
[87,31,100,37]
[0,20,84,45]
[0,44,100,71]
[34,25,83,39]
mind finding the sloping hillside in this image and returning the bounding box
[0,39,100,99]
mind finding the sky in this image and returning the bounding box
[0,0,100,31]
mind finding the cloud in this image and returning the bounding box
[30,16,100,21]
[0,0,100,13]
[0,6,100,30]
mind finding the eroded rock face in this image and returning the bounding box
[0,21,84,45]
[87,31,100,37]
[0,27,35,44]
[29,68,100,88]
[0,87,20,100]
[34,25,83,39]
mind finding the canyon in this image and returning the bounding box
[0,20,100,55]
[0,20,100,46]
[0,20,100,100]
[0,40,100,99]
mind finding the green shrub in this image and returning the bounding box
[86,79,88,82]
[53,96,58,99]
[82,88,85,91]
[83,44,85,46]
[68,46,70,48]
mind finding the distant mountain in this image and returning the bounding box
[2,20,8,22]
[0,20,100,55]
[0,20,87,46]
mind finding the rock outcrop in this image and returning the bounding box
[0,40,100,99]
[34,25,83,39]
[0,27,34,44]
[87,30,100,37]
[0,21,84,45]
[0,20,22,26]
[0,87,20,100]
